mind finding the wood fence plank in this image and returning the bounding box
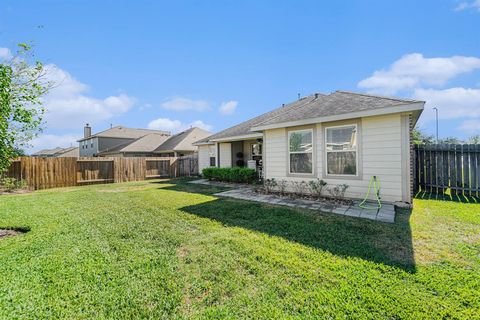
[470,144,477,196]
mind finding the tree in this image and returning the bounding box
[439,137,463,144]
[412,126,435,144]
[0,43,51,173]
[468,135,480,144]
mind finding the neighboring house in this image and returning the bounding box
[78,124,170,157]
[32,147,79,157]
[154,127,212,157]
[195,91,424,204]
[98,133,170,157]
[97,127,211,157]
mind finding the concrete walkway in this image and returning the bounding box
[188,179,396,223]
[213,188,396,223]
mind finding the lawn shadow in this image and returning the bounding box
[415,190,479,203]
[151,178,233,196]
[161,180,416,273]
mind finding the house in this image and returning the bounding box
[94,127,211,157]
[78,124,170,157]
[154,127,212,157]
[195,91,424,204]
[32,146,79,157]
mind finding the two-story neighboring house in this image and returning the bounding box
[78,124,170,157]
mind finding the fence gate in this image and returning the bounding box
[414,144,480,197]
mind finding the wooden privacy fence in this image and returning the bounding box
[414,144,480,197]
[5,155,198,190]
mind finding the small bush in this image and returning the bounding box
[327,184,349,199]
[263,178,277,194]
[308,179,327,198]
[292,180,308,196]
[277,179,288,196]
[0,177,26,192]
[202,167,257,183]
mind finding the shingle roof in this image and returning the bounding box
[195,97,312,143]
[100,133,170,154]
[196,90,423,143]
[78,126,169,142]
[32,146,79,157]
[99,127,212,155]
[155,127,211,152]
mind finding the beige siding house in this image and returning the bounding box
[194,91,424,205]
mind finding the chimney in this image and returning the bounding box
[84,123,92,138]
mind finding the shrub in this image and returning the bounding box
[202,167,257,183]
[263,178,277,194]
[327,184,349,199]
[291,180,308,196]
[308,179,327,198]
[0,177,26,192]
[277,179,288,196]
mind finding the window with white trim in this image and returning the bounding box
[208,145,216,167]
[288,129,313,174]
[325,125,357,175]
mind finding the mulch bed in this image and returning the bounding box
[0,227,30,239]
[0,229,21,239]
[0,189,31,195]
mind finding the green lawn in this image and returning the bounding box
[0,179,479,319]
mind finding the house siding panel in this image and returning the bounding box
[198,145,212,172]
[264,113,405,203]
[219,143,232,168]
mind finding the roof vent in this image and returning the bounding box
[314,93,319,99]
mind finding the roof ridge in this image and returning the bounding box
[335,90,423,103]
[254,95,318,127]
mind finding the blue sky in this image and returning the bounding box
[1,0,479,151]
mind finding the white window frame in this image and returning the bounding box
[208,145,216,167]
[324,124,358,177]
[288,129,314,175]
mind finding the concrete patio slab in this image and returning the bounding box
[212,186,396,223]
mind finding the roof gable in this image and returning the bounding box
[156,127,211,152]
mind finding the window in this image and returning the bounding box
[288,129,313,174]
[208,145,216,167]
[325,125,357,176]
[251,143,262,156]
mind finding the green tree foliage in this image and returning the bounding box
[412,126,435,144]
[0,44,51,173]
[439,137,463,144]
[468,135,480,144]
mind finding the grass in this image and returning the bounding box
[0,179,479,319]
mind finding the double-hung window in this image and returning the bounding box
[288,129,313,174]
[325,125,357,176]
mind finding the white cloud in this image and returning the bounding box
[41,64,135,129]
[0,47,12,60]
[413,87,480,121]
[29,133,81,153]
[161,97,210,111]
[218,100,238,115]
[459,119,480,133]
[147,118,212,133]
[147,118,182,131]
[455,0,480,11]
[187,120,212,131]
[358,53,480,95]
